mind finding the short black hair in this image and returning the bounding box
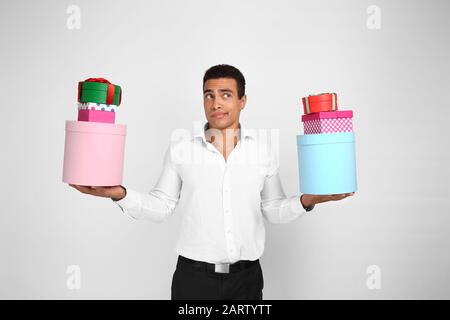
[203,64,246,99]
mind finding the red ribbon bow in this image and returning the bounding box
[78,77,121,106]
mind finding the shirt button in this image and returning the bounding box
[227,230,231,234]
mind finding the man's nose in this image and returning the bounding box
[212,98,223,110]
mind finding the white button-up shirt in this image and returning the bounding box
[113,122,310,264]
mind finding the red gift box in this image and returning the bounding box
[302,93,338,114]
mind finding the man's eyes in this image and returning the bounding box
[204,93,231,99]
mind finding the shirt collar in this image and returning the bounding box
[193,122,256,143]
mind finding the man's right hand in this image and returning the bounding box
[69,184,127,201]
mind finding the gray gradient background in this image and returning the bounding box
[0,0,449,299]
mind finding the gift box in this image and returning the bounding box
[62,120,127,186]
[78,78,122,106]
[302,110,353,134]
[78,109,116,124]
[302,93,337,114]
[78,102,117,112]
[296,132,357,194]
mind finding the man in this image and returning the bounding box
[70,64,354,300]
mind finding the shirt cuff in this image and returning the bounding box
[112,188,139,211]
[289,196,308,215]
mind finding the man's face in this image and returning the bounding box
[203,78,246,130]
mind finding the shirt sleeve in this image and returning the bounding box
[112,144,182,223]
[260,153,309,224]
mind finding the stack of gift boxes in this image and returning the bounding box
[77,78,122,123]
[296,92,357,195]
[301,93,353,135]
[62,77,127,187]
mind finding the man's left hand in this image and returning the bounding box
[301,192,355,208]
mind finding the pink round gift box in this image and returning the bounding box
[62,120,127,186]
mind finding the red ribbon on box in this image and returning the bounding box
[77,78,121,105]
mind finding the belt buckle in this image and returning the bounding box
[215,263,230,273]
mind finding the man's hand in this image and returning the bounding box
[301,192,355,208]
[68,184,127,201]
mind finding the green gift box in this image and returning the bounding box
[77,78,122,106]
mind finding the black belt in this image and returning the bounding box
[178,255,259,274]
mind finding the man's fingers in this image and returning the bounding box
[70,184,96,195]
[328,194,345,199]
[76,185,92,193]
[91,186,108,195]
[329,193,353,201]
[309,192,355,204]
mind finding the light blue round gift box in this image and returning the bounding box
[296,132,357,195]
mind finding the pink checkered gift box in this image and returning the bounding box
[302,110,353,134]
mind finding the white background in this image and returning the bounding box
[0,0,449,299]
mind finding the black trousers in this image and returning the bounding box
[171,255,264,300]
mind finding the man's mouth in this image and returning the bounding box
[211,112,228,119]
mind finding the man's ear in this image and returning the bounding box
[240,95,247,110]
